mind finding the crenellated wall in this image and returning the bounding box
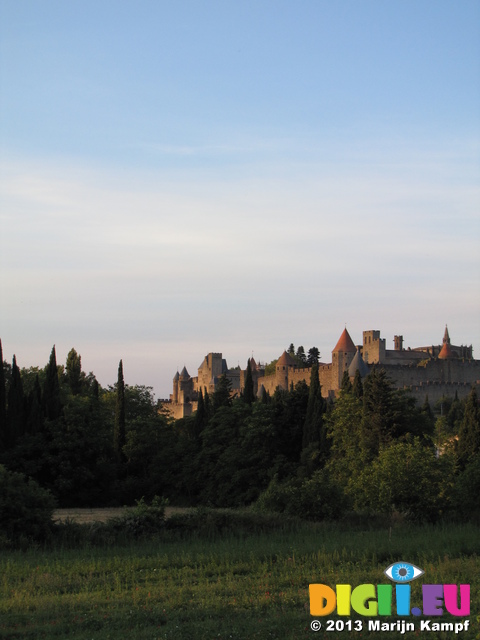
[166,329,478,418]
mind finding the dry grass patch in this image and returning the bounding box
[53,506,191,524]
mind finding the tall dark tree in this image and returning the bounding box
[361,367,395,460]
[243,359,255,405]
[352,369,364,398]
[341,370,352,393]
[456,387,480,469]
[66,348,82,395]
[360,368,426,460]
[421,395,435,436]
[212,374,232,412]
[302,363,326,450]
[307,347,320,366]
[114,360,126,462]
[260,385,269,404]
[43,346,62,421]
[0,340,7,449]
[193,387,206,439]
[7,355,25,444]
[203,388,211,424]
[288,343,295,356]
[26,374,43,434]
[296,346,307,365]
[326,387,364,490]
[272,381,308,467]
[92,377,100,400]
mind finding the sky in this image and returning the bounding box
[1,0,479,399]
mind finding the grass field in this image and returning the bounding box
[1,518,479,640]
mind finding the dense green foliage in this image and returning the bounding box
[0,464,56,547]
[0,341,479,528]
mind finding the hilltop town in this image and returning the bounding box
[168,326,478,419]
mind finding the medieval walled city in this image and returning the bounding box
[167,326,478,419]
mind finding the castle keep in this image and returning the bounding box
[168,327,478,419]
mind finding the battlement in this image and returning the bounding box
[167,326,477,418]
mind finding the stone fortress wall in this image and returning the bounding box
[167,326,478,419]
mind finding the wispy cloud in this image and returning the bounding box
[1,143,478,395]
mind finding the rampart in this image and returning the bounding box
[167,327,478,418]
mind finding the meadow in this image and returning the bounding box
[0,516,479,640]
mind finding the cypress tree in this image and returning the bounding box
[212,374,232,411]
[203,388,211,424]
[193,387,206,439]
[361,368,399,460]
[421,395,435,435]
[341,370,352,393]
[260,386,269,404]
[456,387,480,469]
[92,378,100,400]
[43,346,61,420]
[7,355,25,444]
[26,374,43,434]
[66,348,82,395]
[352,369,364,398]
[302,363,326,448]
[114,360,126,462]
[0,340,7,449]
[243,359,255,405]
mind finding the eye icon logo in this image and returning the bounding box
[384,562,424,583]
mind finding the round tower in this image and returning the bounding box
[172,370,180,403]
[332,328,357,389]
[276,351,296,390]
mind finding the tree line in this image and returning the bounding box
[1,340,479,522]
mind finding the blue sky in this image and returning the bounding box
[1,0,479,398]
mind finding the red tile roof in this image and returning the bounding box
[333,328,356,353]
[438,341,455,359]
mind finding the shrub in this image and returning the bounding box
[255,471,347,521]
[350,440,450,522]
[451,455,480,522]
[107,495,168,538]
[0,464,56,547]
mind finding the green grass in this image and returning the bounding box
[1,521,479,639]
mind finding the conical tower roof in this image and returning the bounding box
[179,366,190,379]
[333,328,356,353]
[173,371,180,382]
[438,325,456,359]
[438,342,455,359]
[348,347,369,378]
[277,351,297,366]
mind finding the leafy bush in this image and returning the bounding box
[107,495,168,538]
[350,440,451,522]
[255,471,347,521]
[0,464,56,547]
[450,455,480,522]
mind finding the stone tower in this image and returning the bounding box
[275,351,296,390]
[332,328,357,388]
